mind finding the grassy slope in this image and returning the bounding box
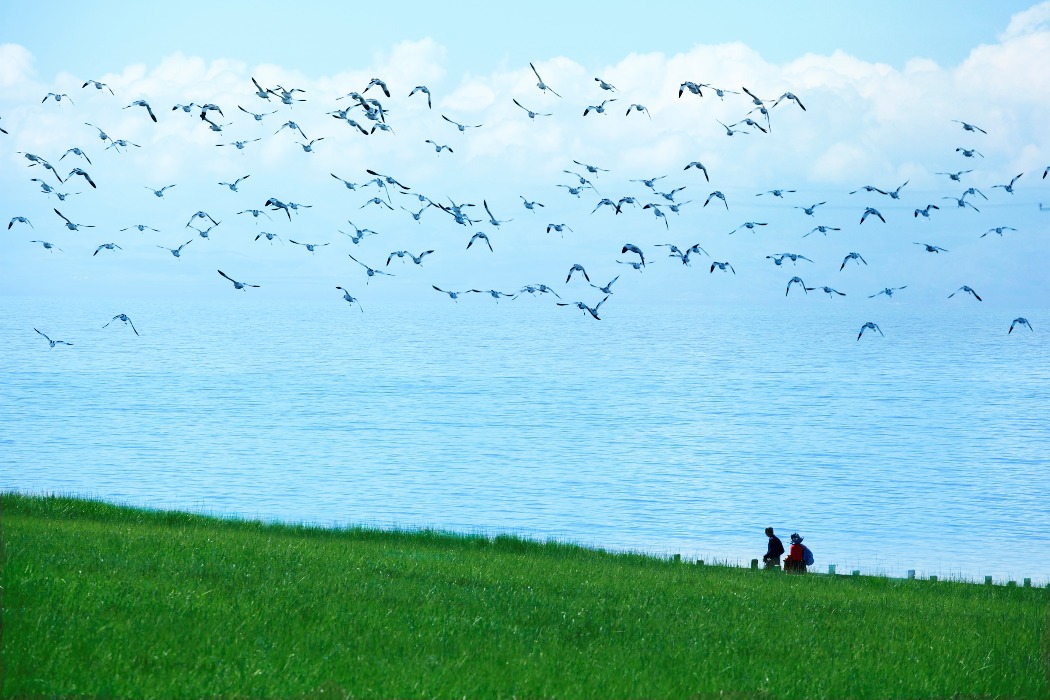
[2,493,1047,699]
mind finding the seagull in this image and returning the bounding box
[641,203,669,229]
[716,120,748,136]
[679,81,703,97]
[849,185,886,195]
[982,226,1017,237]
[566,264,590,283]
[785,277,808,296]
[572,160,608,176]
[529,63,561,97]
[43,92,74,105]
[806,286,845,297]
[54,208,93,230]
[442,115,482,132]
[804,225,841,238]
[621,243,645,266]
[217,138,261,150]
[82,79,114,94]
[408,85,432,108]
[364,77,391,98]
[654,187,686,202]
[991,173,1023,194]
[30,240,62,252]
[741,86,771,106]
[936,169,972,182]
[914,242,949,253]
[952,120,987,134]
[433,286,467,301]
[512,99,552,119]
[275,121,307,139]
[67,168,96,188]
[402,204,430,222]
[948,286,982,301]
[860,207,885,224]
[683,162,710,181]
[386,249,433,266]
[472,289,516,302]
[105,139,141,153]
[869,286,907,298]
[158,240,193,258]
[35,328,73,348]
[557,295,609,320]
[710,261,735,274]
[250,77,273,100]
[348,254,394,283]
[757,189,796,198]
[794,202,825,216]
[583,99,617,116]
[914,204,939,218]
[773,92,806,110]
[237,208,271,220]
[592,198,619,214]
[767,252,812,266]
[360,196,394,211]
[189,223,218,239]
[339,221,379,244]
[883,181,908,199]
[296,138,324,153]
[125,100,157,122]
[60,147,91,165]
[8,216,33,230]
[519,284,562,299]
[218,175,250,192]
[1009,318,1033,334]
[289,240,329,253]
[703,191,728,209]
[331,173,360,190]
[467,232,493,251]
[941,196,980,212]
[103,314,139,336]
[254,231,282,244]
[272,85,306,105]
[840,252,867,270]
[625,103,651,118]
[594,77,618,91]
[237,105,275,121]
[857,322,884,340]
[332,287,363,311]
[590,276,620,295]
[188,211,219,227]
[265,197,294,219]
[85,123,113,143]
[520,197,544,211]
[734,117,767,134]
[93,242,122,256]
[483,200,513,227]
[557,184,590,198]
[631,175,666,189]
[729,221,767,234]
[425,139,453,154]
[218,270,259,290]
[956,147,983,158]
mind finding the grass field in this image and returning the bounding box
[2,493,1047,698]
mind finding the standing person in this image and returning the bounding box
[785,533,807,573]
[762,527,785,569]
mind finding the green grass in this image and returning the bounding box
[2,493,1047,699]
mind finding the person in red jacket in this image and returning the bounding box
[784,532,807,573]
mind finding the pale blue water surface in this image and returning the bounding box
[2,297,1048,585]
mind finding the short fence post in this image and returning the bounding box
[673,553,681,563]
[1007,580,1017,587]
[985,575,993,586]
[907,569,915,580]
[750,558,759,570]
[929,575,938,582]
[1023,578,1032,587]
[852,570,860,577]
[696,559,704,566]
[828,564,836,575]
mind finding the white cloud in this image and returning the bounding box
[0,43,34,88]
[1000,0,1050,40]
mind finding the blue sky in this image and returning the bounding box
[1,1,1048,307]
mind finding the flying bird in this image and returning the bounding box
[914,204,939,218]
[218,270,259,290]
[683,162,710,181]
[8,216,33,230]
[840,252,867,270]
[408,85,432,108]
[859,207,885,224]
[288,240,329,253]
[566,264,590,283]
[34,328,72,348]
[93,242,122,256]
[594,78,618,92]
[952,120,987,134]
[857,322,884,340]
[103,314,139,336]
[948,286,982,301]
[442,115,482,132]
[785,277,808,296]
[557,295,609,320]
[158,240,193,257]
[991,173,1023,194]
[710,261,736,274]
[218,175,250,192]
[625,103,650,118]
[914,242,949,253]
[467,232,493,251]
[348,254,394,283]
[512,99,552,119]
[981,226,1016,238]
[956,147,983,158]
[583,99,617,116]
[238,105,276,121]
[54,208,93,230]
[869,286,907,298]
[125,99,157,122]
[703,191,728,209]
[82,79,114,94]
[807,286,846,297]
[528,62,561,97]
[1009,318,1033,334]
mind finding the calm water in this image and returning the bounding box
[3,297,1048,584]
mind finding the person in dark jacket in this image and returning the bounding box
[763,527,785,569]
[784,532,807,573]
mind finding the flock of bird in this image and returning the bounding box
[5,66,1045,347]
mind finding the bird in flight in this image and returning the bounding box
[860,207,885,224]
[857,322,884,340]
[956,147,983,158]
[625,103,651,118]
[218,175,250,192]
[30,240,62,252]
[805,225,841,237]
[936,169,972,182]
[1009,318,1033,334]
[914,204,939,219]
[710,261,736,274]
[289,240,329,253]
[82,79,114,94]
[54,208,94,230]
[467,232,494,251]
[583,99,617,116]
[348,254,394,283]
[408,85,432,108]
[43,92,74,106]
[807,286,846,297]
[103,314,140,336]
[529,63,561,97]
[952,120,987,134]
[424,139,453,154]
[34,328,73,348]
[785,277,808,296]
[948,286,982,301]
[840,252,867,270]
[520,196,544,211]
[594,77,618,92]
[703,191,728,209]
[914,242,948,253]
[93,242,122,256]
[67,168,96,188]
[432,286,466,302]
[512,99,552,120]
[991,173,1023,194]
[8,216,33,230]
[442,115,482,132]
[869,286,907,298]
[158,240,193,258]
[125,100,157,122]
[566,264,590,283]
[981,226,1016,238]
[218,270,259,290]
[683,162,710,181]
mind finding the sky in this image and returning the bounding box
[1,1,1048,308]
